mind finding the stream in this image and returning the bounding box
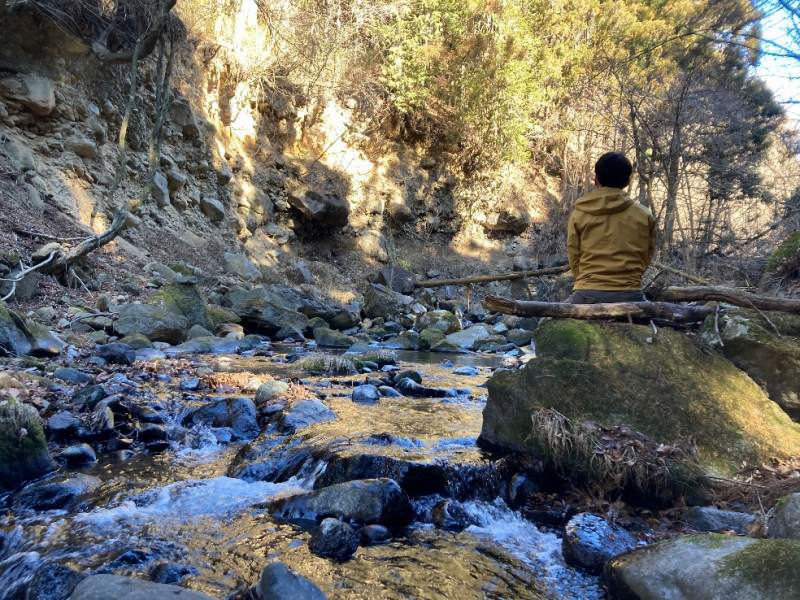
[0,345,604,599]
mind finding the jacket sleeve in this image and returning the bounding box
[567,212,580,279]
[646,213,657,266]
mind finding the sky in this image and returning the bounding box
[757,7,800,124]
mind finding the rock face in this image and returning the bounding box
[0,72,56,116]
[69,574,214,599]
[562,513,638,572]
[605,534,800,600]
[702,309,800,419]
[269,478,412,525]
[256,563,326,600]
[481,320,800,478]
[0,398,54,491]
[768,493,800,539]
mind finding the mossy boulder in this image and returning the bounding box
[701,309,800,420]
[0,395,54,491]
[0,303,63,356]
[114,304,189,345]
[206,304,241,332]
[414,310,461,334]
[481,320,800,479]
[152,281,210,330]
[605,534,800,600]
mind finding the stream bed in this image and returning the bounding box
[0,345,604,599]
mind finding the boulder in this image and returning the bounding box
[481,319,800,483]
[66,133,99,159]
[69,574,213,600]
[1,304,64,356]
[444,324,493,351]
[384,330,421,350]
[702,309,800,420]
[562,513,638,572]
[255,380,290,404]
[685,506,756,535]
[256,562,326,600]
[352,384,381,405]
[481,207,529,236]
[1,134,36,172]
[59,443,97,467]
[376,266,416,294]
[114,304,189,345]
[169,98,201,138]
[605,534,800,600]
[768,493,800,539]
[200,196,225,222]
[415,310,461,335]
[313,327,355,348]
[14,474,100,511]
[54,367,92,385]
[363,284,413,320]
[269,478,412,525]
[224,252,262,281]
[24,320,65,356]
[279,399,336,432]
[96,343,135,365]
[287,185,348,228]
[151,171,170,207]
[0,72,56,116]
[0,397,54,491]
[224,287,309,337]
[27,563,85,600]
[183,397,259,440]
[308,518,359,561]
[152,282,211,330]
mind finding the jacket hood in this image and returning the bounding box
[575,187,634,216]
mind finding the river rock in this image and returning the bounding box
[14,474,100,511]
[72,384,107,409]
[376,266,416,294]
[1,304,64,356]
[114,304,190,345]
[0,72,56,116]
[96,343,135,365]
[48,411,83,439]
[768,493,800,539]
[363,284,413,320]
[308,518,360,561]
[702,309,800,420]
[684,506,756,535]
[183,397,259,440]
[279,399,336,432]
[562,513,638,572]
[27,563,85,600]
[361,524,391,545]
[224,287,309,337]
[153,282,211,330]
[395,377,456,398]
[415,310,461,334]
[605,533,800,600]
[54,367,92,385]
[0,398,54,490]
[444,324,493,350]
[481,319,800,490]
[506,328,533,346]
[149,563,198,586]
[314,327,355,348]
[256,562,326,600]
[255,380,290,404]
[69,574,214,600]
[58,443,97,467]
[269,478,412,525]
[352,384,381,405]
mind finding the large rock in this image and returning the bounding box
[152,281,211,330]
[224,287,309,337]
[0,397,54,491]
[256,563,326,600]
[313,327,355,348]
[363,284,413,320]
[605,534,800,600]
[308,518,359,561]
[69,574,213,600]
[183,397,259,440]
[414,310,461,334]
[0,72,56,116]
[14,474,101,511]
[114,304,189,345]
[702,309,800,419]
[562,513,637,572]
[481,320,800,481]
[768,493,800,539]
[200,196,225,222]
[444,324,493,350]
[287,185,348,228]
[481,207,530,236]
[269,478,412,525]
[376,266,416,294]
[223,252,262,281]
[0,304,63,357]
[685,506,755,535]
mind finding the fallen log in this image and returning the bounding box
[651,286,800,314]
[484,295,714,324]
[415,265,569,288]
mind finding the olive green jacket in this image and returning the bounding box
[567,187,656,291]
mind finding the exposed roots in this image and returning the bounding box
[528,408,709,502]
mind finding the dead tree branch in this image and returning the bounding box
[415,266,569,288]
[651,286,800,314]
[484,295,714,324]
[0,251,57,301]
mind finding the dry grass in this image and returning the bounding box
[529,408,708,502]
[297,353,357,375]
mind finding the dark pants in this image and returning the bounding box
[565,290,646,304]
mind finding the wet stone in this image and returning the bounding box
[684,506,755,535]
[361,524,391,546]
[72,384,108,409]
[96,343,136,365]
[279,399,336,432]
[562,513,638,573]
[58,443,97,467]
[149,563,199,586]
[48,411,83,439]
[378,385,402,398]
[53,367,92,384]
[431,499,477,532]
[26,563,86,600]
[256,562,327,600]
[138,424,168,443]
[14,474,100,511]
[352,384,381,405]
[179,377,201,391]
[70,574,214,600]
[308,518,360,562]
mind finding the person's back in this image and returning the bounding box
[566,152,656,304]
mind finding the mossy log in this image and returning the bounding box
[484,295,714,324]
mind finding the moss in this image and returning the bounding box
[152,282,210,328]
[767,232,800,274]
[0,397,53,490]
[119,333,153,349]
[719,538,800,597]
[483,320,800,481]
[207,304,241,330]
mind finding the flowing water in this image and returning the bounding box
[0,347,604,599]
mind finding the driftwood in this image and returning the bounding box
[651,286,800,314]
[484,295,714,324]
[415,266,569,288]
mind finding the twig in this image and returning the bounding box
[13,228,87,242]
[714,304,724,347]
[0,251,56,301]
[68,268,91,294]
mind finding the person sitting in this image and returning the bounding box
[565,152,656,304]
